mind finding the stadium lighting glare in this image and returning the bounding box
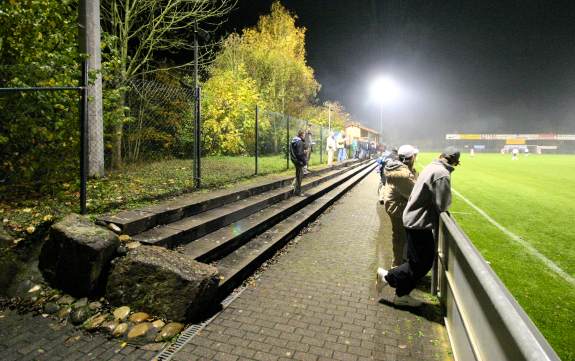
[369,76,402,106]
[369,75,402,139]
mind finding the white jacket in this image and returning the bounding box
[326,137,336,151]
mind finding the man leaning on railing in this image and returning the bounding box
[376,146,461,307]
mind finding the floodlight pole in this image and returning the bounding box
[379,102,383,142]
[328,105,331,132]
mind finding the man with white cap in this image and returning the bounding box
[376,146,461,307]
[381,145,419,268]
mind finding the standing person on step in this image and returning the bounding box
[303,127,313,174]
[326,132,336,167]
[382,145,419,268]
[337,133,346,162]
[376,147,461,307]
[290,129,307,196]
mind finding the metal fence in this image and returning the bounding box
[1,73,346,214]
[0,62,89,213]
[433,212,560,361]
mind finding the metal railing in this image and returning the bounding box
[433,212,560,361]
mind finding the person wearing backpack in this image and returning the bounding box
[290,129,307,196]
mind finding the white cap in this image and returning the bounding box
[398,144,419,158]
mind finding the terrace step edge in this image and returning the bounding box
[215,162,376,299]
[178,161,375,262]
[96,159,363,235]
[132,161,372,248]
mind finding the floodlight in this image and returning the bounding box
[369,76,401,105]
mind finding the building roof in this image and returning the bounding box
[344,121,380,135]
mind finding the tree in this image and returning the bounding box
[211,2,320,116]
[201,64,265,155]
[0,0,81,194]
[100,0,237,168]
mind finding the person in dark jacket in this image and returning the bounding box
[290,129,307,196]
[376,146,461,307]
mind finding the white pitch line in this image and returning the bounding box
[452,188,575,287]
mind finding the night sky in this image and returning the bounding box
[220,0,575,143]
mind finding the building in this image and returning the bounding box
[344,122,381,145]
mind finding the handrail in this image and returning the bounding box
[434,212,560,361]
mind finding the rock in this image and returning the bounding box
[151,320,165,329]
[107,223,122,233]
[38,214,120,297]
[72,297,88,309]
[70,307,90,325]
[113,306,130,321]
[100,319,119,335]
[84,313,107,331]
[156,322,184,342]
[126,241,141,250]
[57,306,71,320]
[129,312,150,323]
[141,343,165,351]
[113,323,129,338]
[116,245,128,256]
[118,235,131,242]
[88,301,102,311]
[57,295,75,305]
[106,246,219,322]
[127,322,151,340]
[28,284,42,293]
[44,302,60,314]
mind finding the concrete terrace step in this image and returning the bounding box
[97,159,360,235]
[132,161,369,248]
[216,162,377,298]
[177,161,375,262]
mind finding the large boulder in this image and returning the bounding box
[106,246,219,322]
[39,214,119,296]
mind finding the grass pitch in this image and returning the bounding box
[417,152,575,361]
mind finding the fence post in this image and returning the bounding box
[286,115,290,170]
[255,105,259,175]
[194,87,201,188]
[320,127,323,164]
[79,59,88,214]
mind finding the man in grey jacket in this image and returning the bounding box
[376,147,461,307]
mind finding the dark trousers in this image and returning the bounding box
[292,165,304,195]
[385,228,435,297]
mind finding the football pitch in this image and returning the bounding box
[416,152,575,361]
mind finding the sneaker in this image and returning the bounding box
[393,294,423,307]
[375,267,388,294]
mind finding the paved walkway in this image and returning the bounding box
[0,172,452,361]
[172,172,452,361]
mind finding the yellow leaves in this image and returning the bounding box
[26,226,35,234]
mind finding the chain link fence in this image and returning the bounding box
[0,64,82,205]
[2,72,341,214]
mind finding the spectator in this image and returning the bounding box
[377,147,398,190]
[303,127,313,174]
[326,132,336,167]
[351,138,359,159]
[289,129,307,196]
[376,146,461,307]
[337,133,346,162]
[382,145,419,267]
